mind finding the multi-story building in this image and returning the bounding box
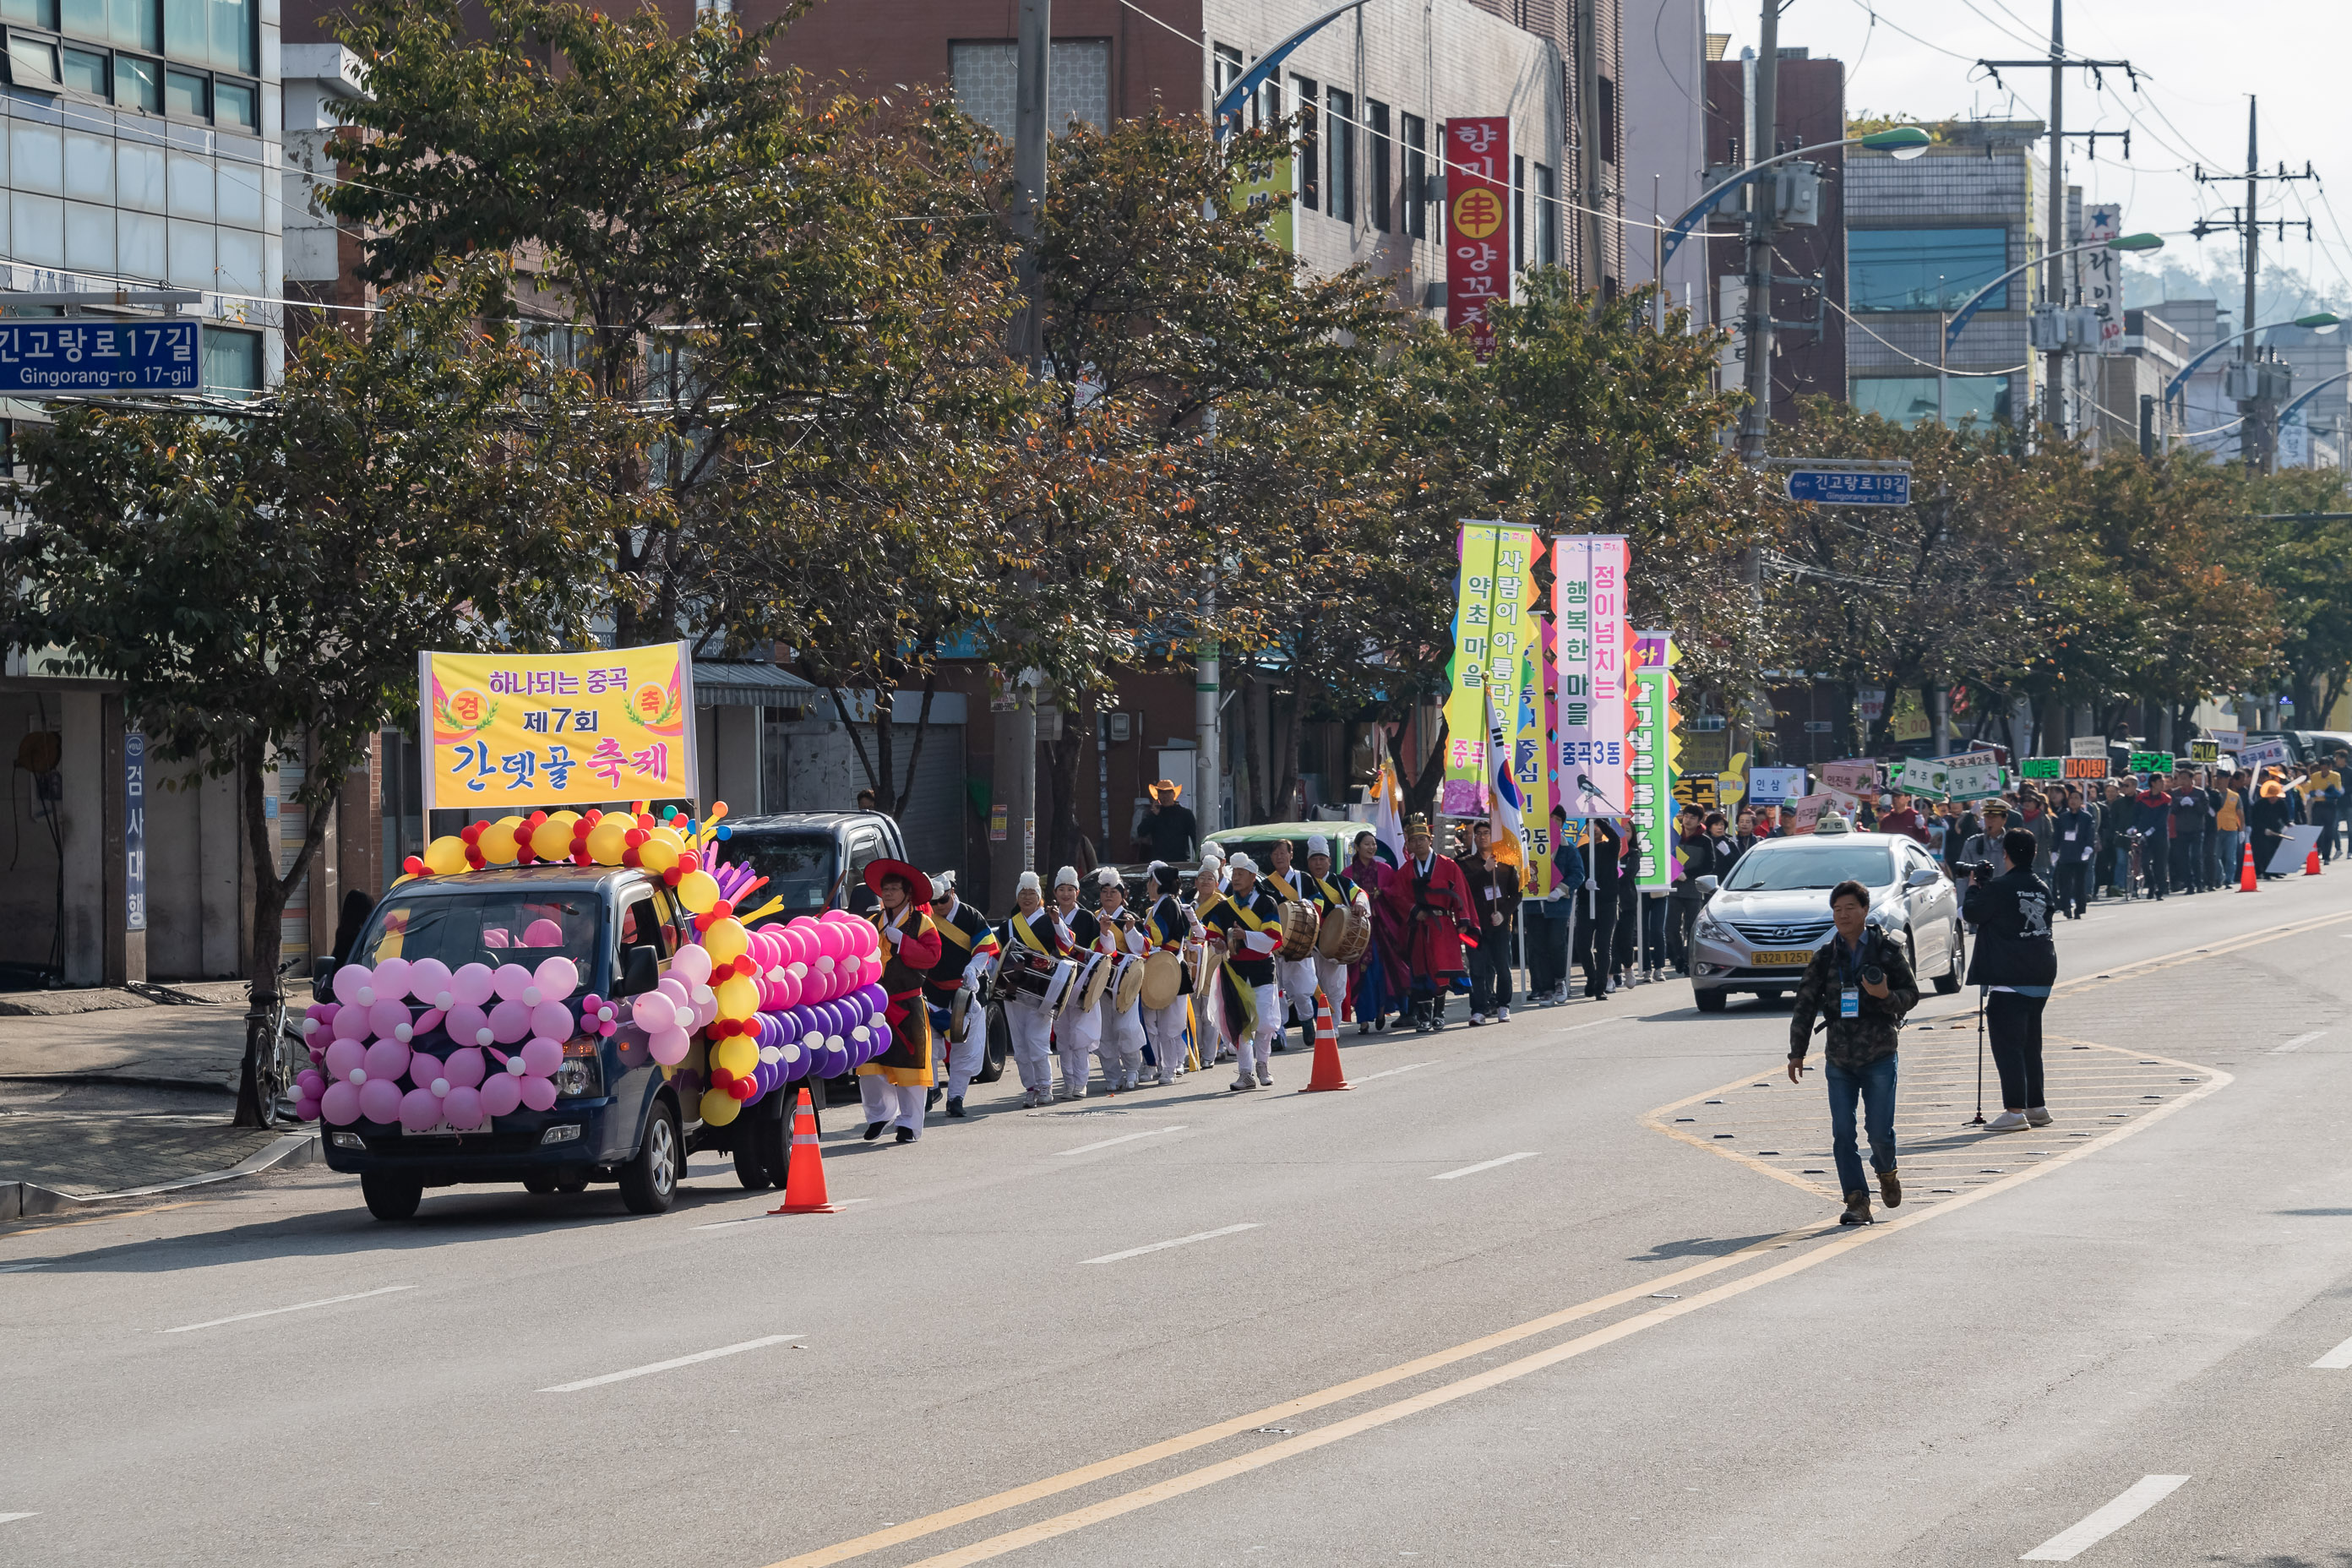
[1616,0,1706,309]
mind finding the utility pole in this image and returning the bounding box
[988,0,1048,909]
[1734,0,1778,463]
[2189,96,2317,474]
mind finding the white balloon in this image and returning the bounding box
[355,986,375,1006]
[476,1027,495,1047]
[394,1023,413,1043]
[429,1077,450,1097]
[434,990,455,1009]
[522,987,543,1005]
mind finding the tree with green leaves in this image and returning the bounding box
[1,265,637,1124]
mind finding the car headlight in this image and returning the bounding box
[1694,911,1732,944]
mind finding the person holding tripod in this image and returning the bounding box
[1965,827,2059,1132]
[1786,880,1919,1227]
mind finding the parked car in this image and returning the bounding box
[318,863,796,1219]
[2244,730,2352,765]
[1685,828,1964,1013]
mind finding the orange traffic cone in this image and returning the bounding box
[1300,993,1351,1093]
[2239,842,2258,892]
[2307,846,2325,876]
[769,1087,838,1214]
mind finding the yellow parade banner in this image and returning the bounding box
[1443,521,1540,822]
[420,643,697,811]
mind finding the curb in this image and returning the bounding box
[0,1072,237,1097]
[1,1130,322,1222]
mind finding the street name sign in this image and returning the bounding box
[0,318,199,395]
[1783,468,1911,506]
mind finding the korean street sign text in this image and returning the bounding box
[0,318,199,395]
[1783,468,1911,506]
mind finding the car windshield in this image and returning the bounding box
[729,833,838,912]
[1723,844,1897,892]
[361,890,602,970]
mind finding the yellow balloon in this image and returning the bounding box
[702,917,749,966]
[638,827,684,875]
[422,835,469,875]
[529,815,574,861]
[585,816,629,865]
[478,818,522,864]
[715,974,760,1021]
[675,868,722,914]
[700,1088,740,1126]
[713,1036,757,1079]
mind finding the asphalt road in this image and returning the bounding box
[5,874,2352,1567]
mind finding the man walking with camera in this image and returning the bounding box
[1787,880,1919,1227]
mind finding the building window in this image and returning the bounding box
[8,32,58,84]
[1293,75,1318,212]
[1512,154,1525,270]
[1535,162,1558,264]
[58,40,103,91]
[1402,112,1426,239]
[1326,86,1355,224]
[211,73,249,128]
[162,63,203,117]
[1598,76,1617,165]
[203,326,262,398]
[113,51,155,108]
[946,38,1112,144]
[1368,101,1391,231]
[1212,40,1243,131]
[1852,374,2012,427]
[1850,227,2012,313]
[2,0,59,28]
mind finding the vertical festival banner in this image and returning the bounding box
[1631,633,1680,893]
[1551,535,1631,821]
[1443,117,1510,358]
[1516,625,1552,892]
[1443,522,1539,819]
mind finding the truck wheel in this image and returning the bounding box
[753,1100,791,1185]
[1694,988,1728,1014]
[523,1175,557,1194]
[361,1173,422,1221]
[972,1004,1009,1085]
[732,1140,771,1190]
[619,1102,681,1215]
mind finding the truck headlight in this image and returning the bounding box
[556,1040,602,1098]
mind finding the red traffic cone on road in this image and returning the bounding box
[769,1087,838,1214]
[1300,993,1352,1093]
[2306,846,2325,876]
[2239,842,2258,892]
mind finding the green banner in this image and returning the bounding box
[1631,663,1674,892]
[2021,757,2062,780]
[2128,751,2175,776]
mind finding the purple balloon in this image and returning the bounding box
[771,1012,801,1043]
[868,1021,893,1059]
[858,983,889,1014]
[356,1076,402,1123]
[399,1087,444,1131]
[294,1092,323,1123]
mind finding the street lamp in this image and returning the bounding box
[1659,126,1930,266]
[1937,231,2165,427]
[2163,312,2344,405]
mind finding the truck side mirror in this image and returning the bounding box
[615,945,661,997]
[312,957,337,1003]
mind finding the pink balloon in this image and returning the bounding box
[631,992,678,1033]
[478,1074,523,1117]
[446,1002,490,1048]
[362,1038,411,1084]
[440,1085,486,1130]
[450,962,497,1007]
[531,1000,575,1042]
[399,1087,444,1131]
[412,1007,446,1037]
[534,956,580,1002]
[368,998,411,1041]
[408,958,455,1008]
[295,1068,326,1098]
[324,1037,365,1082]
[521,918,566,948]
[649,1026,690,1065]
[444,1046,487,1089]
[493,963,535,1001]
[357,1076,405,1124]
[294,1093,322,1122]
[656,976,692,1010]
[519,1075,559,1112]
[520,1037,563,1077]
[320,1080,361,1124]
[371,957,413,1000]
[332,1005,372,1043]
[669,946,712,987]
[772,971,803,1009]
[487,999,532,1044]
[406,1051,444,1091]
[330,963,371,1005]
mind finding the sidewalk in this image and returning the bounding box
[0,987,314,1209]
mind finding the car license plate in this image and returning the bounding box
[1753,950,1813,966]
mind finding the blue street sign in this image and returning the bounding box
[1783,468,1911,506]
[0,318,199,395]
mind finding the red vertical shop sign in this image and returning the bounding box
[1443,116,1510,357]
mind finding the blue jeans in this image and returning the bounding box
[1825,1055,1899,1195]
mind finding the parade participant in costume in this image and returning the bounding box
[999,871,1063,1108]
[922,871,997,1119]
[1141,862,1198,1085]
[857,861,945,1143]
[1190,853,1234,1063]
[1380,816,1473,1032]
[1345,830,1405,1034]
[1200,853,1286,1089]
[1048,866,1103,1098]
[1293,835,1353,1041]
[1262,837,1314,1050]
[1090,868,1150,1091]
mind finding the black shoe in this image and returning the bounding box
[863,1120,888,1141]
[896,1126,916,1144]
[926,1088,942,1111]
[1271,1040,1288,1053]
[945,1097,966,1118]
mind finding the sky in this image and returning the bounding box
[1701,0,2352,309]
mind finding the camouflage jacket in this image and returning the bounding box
[1788,928,1918,1070]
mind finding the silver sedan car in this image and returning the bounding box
[1686,829,1965,1012]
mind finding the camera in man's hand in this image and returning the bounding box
[1861,964,1886,988]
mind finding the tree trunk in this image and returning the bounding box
[895,664,939,819]
[1270,685,1299,822]
[1044,694,1092,874]
[235,738,343,1127]
[1242,671,1268,823]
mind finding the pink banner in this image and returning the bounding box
[1552,535,1631,818]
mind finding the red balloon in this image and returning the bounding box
[727,1076,755,1101]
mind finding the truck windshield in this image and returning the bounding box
[729,833,839,912]
[360,890,603,971]
[1723,844,1896,892]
